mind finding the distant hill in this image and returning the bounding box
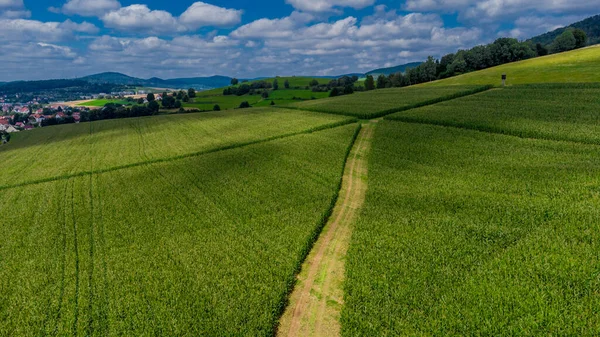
[366,62,423,76]
[529,14,600,47]
[81,72,233,90]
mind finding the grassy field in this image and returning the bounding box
[0,108,355,188]
[77,99,139,107]
[0,123,360,336]
[388,84,600,144]
[287,85,491,118]
[343,121,600,335]
[424,45,600,87]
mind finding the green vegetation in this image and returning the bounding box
[288,85,491,118]
[0,108,355,188]
[425,45,600,86]
[388,84,600,144]
[78,99,139,107]
[343,121,600,335]
[0,123,360,336]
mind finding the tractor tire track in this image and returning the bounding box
[278,121,375,337]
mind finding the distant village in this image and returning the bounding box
[0,90,154,134]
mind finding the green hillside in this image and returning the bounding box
[529,14,600,47]
[424,45,600,86]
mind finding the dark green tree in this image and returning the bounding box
[309,79,319,87]
[572,28,587,48]
[329,87,340,97]
[376,75,387,89]
[213,104,221,111]
[148,100,160,114]
[365,75,375,91]
[188,88,196,98]
[270,100,275,106]
[147,93,155,102]
[239,101,251,109]
[536,43,548,56]
[231,78,239,85]
[284,80,290,89]
[551,30,577,53]
[273,79,279,90]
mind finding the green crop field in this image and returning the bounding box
[287,85,491,118]
[0,122,360,336]
[388,84,600,144]
[0,108,355,188]
[77,99,138,107]
[183,93,263,110]
[424,45,600,87]
[343,121,600,335]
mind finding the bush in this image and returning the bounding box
[239,101,251,109]
[213,104,221,111]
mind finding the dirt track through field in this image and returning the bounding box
[278,121,375,337]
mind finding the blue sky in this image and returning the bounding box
[0,0,597,81]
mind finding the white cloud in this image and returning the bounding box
[62,0,121,17]
[0,0,23,9]
[0,9,30,18]
[286,0,375,12]
[179,2,242,29]
[102,4,183,34]
[0,18,97,42]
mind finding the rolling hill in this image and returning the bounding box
[423,44,600,86]
[366,62,422,76]
[81,72,233,90]
[529,14,600,47]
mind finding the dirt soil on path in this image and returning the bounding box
[277,121,375,337]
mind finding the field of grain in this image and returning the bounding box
[0,123,360,336]
[343,121,600,335]
[288,85,491,118]
[0,108,355,188]
[388,84,600,144]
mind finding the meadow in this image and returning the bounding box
[0,123,360,336]
[287,85,491,118]
[77,99,138,107]
[343,121,600,336]
[388,84,600,144]
[424,45,600,87]
[0,108,355,188]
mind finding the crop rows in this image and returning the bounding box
[0,124,360,336]
[287,85,492,119]
[342,121,600,336]
[387,84,600,144]
[0,108,355,188]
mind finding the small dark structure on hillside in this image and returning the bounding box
[502,74,507,86]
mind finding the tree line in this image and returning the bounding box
[368,32,587,89]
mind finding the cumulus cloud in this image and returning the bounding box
[0,18,98,42]
[0,0,24,9]
[101,2,244,34]
[61,0,121,17]
[0,9,30,18]
[102,5,184,34]
[286,0,375,12]
[180,2,243,29]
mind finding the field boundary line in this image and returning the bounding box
[283,85,493,119]
[385,116,600,146]
[276,121,374,337]
[0,119,357,192]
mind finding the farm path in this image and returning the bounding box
[278,121,375,337]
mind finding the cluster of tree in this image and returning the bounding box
[375,33,589,89]
[41,116,77,127]
[548,29,587,53]
[0,79,131,102]
[79,102,161,122]
[223,80,274,96]
[310,76,360,98]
